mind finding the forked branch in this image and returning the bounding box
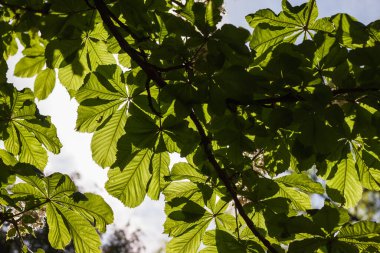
[93,0,278,252]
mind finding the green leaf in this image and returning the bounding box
[331,13,369,48]
[12,172,113,253]
[34,68,56,100]
[274,182,311,211]
[163,181,205,205]
[170,162,207,183]
[14,56,45,77]
[275,173,324,194]
[106,149,153,207]
[54,193,113,233]
[165,198,213,253]
[201,230,261,253]
[355,149,380,191]
[245,0,334,58]
[288,238,327,253]
[147,152,170,200]
[166,217,211,253]
[76,99,123,132]
[338,221,380,239]
[312,205,350,234]
[87,40,115,69]
[46,203,71,249]
[326,153,363,208]
[0,149,17,166]
[15,124,48,170]
[58,60,89,91]
[91,107,127,168]
[58,205,102,253]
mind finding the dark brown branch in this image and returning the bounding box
[94,0,166,88]
[94,1,277,251]
[226,87,380,108]
[145,79,162,118]
[332,87,380,96]
[189,111,278,252]
[102,3,149,42]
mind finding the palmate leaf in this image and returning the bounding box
[164,184,230,253]
[11,172,113,253]
[51,20,115,91]
[0,84,62,170]
[245,0,334,58]
[76,65,129,167]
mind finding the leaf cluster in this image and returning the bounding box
[0,0,380,252]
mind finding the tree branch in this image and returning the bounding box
[101,3,149,43]
[93,1,278,252]
[189,111,279,253]
[226,87,380,108]
[94,0,165,88]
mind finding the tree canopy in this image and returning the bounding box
[0,0,380,252]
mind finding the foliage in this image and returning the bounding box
[0,0,380,252]
[0,222,144,253]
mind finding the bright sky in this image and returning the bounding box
[5,1,380,252]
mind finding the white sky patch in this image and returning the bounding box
[4,1,380,252]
